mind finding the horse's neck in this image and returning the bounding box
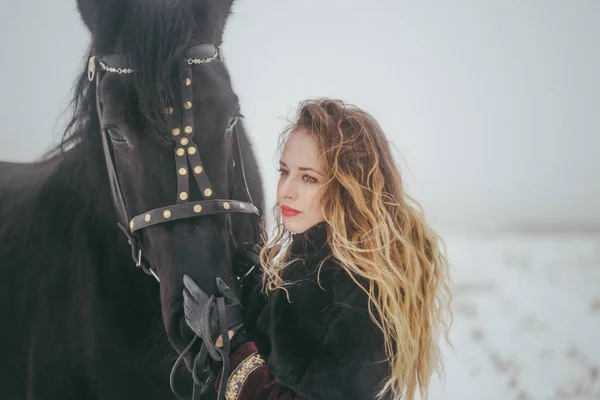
[0,146,172,399]
[32,145,165,338]
[56,147,170,372]
[51,146,127,259]
[1,145,158,312]
[53,145,156,284]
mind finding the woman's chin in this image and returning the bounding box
[285,222,317,235]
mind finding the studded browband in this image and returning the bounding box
[89,43,260,281]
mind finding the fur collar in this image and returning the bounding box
[289,222,329,258]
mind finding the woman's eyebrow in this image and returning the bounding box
[298,166,324,177]
[279,161,324,177]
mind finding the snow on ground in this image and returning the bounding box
[421,233,600,400]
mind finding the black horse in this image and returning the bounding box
[0,0,264,399]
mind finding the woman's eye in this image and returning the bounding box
[106,127,126,143]
[303,175,317,183]
[278,168,288,176]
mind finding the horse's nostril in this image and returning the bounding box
[166,310,189,350]
[173,315,202,372]
[179,314,198,347]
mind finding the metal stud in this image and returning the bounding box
[193,204,202,213]
[185,78,192,86]
[204,188,212,197]
[178,168,187,176]
[176,148,185,156]
[184,126,193,134]
[180,138,189,146]
[223,202,230,210]
[180,192,188,201]
[172,128,181,136]
[184,101,192,109]
[129,220,134,229]
[239,203,246,209]
[165,107,174,115]
[145,214,151,222]
[194,166,203,174]
[163,210,171,219]
[188,147,197,155]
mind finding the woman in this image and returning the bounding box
[183,98,453,400]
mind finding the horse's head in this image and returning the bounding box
[76,0,263,359]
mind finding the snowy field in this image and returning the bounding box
[423,233,600,400]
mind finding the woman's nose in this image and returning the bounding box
[279,177,296,200]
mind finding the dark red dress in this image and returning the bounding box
[215,341,308,399]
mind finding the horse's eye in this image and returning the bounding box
[106,127,126,143]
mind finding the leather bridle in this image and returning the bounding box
[88,43,259,400]
[88,43,259,281]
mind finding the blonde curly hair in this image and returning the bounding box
[259,98,453,400]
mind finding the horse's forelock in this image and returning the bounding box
[109,1,195,141]
[58,0,237,155]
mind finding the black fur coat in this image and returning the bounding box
[243,222,391,400]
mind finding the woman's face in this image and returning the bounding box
[277,128,326,234]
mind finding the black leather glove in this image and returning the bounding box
[183,276,250,400]
[183,275,245,361]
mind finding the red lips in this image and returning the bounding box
[281,205,301,217]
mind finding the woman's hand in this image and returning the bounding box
[182,275,244,358]
[215,329,236,347]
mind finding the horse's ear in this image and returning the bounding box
[219,0,236,29]
[192,0,235,45]
[76,0,98,32]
